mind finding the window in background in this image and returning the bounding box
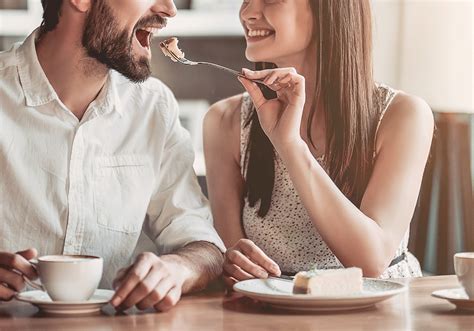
[0,0,28,10]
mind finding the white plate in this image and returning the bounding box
[233,278,406,312]
[15,289,114,315]
[432,288,474,312]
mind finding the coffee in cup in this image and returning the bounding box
[454,252,474,299]
[25,255,103,302]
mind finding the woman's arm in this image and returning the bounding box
[203,95,246,247]
[204,95,281,282]
[240,69,434,277]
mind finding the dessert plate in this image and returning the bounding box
[15,289,114,315]
[432,288,474,312]
[233,278,406,312]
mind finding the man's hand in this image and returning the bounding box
[0,249,38,301]
[110,252,189,312]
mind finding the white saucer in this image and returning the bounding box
[432,288,474,312]
[15,289,114,315]
[233,278,406,312]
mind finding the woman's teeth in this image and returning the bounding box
[247,29,273,38]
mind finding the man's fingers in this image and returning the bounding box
[135,277,174,311]
[110,260,152,308]
[16,248,38,262]
[0,268,25,292]
[119,267,165,310]
[153,286,181,312]
[225,250,268,278]
[0,284,16,301]
[112,266,132,290]
[0,252,37,279]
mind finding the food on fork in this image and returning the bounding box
[293,267,363,296]
[159,37,185,62]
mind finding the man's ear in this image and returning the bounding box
[69,0,92,13]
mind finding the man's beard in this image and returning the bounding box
[82,1,165,83]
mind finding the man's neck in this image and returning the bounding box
[36,28,108,120]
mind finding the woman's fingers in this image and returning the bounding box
[242,67,296,80]
[225,250,269,278]
[238,77,267,110]
[223,274,237,289]
[237,240,281,276]
[223,261,255,281]
[241,68,305,104]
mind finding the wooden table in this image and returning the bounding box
[0,276,472,330]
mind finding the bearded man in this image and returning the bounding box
[0,0,225,312]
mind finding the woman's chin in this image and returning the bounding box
[245,50,273,64]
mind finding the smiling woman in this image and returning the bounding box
[204,0,433,283]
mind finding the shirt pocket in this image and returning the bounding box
[93,155,154,234]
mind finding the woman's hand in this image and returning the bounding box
[238,68,306,150]
[223,239,281,287]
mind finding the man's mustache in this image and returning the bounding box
[135,15,167,30]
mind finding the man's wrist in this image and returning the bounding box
[160,253,193,285]
[160,241,224,293]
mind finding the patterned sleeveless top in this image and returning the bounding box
[240,84,422,278]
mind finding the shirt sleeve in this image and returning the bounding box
[143,96,225,255]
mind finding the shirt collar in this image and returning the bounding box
[16,28,123,117]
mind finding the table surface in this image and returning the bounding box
[0,275,472,331]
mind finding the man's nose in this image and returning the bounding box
[151,0,177,18]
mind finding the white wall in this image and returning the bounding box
[372,0,404,87]
[372,0,473,113]
[399,0,473,113]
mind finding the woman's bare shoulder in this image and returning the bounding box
[376,92,434,151]
[203,94,244,163]
[205,94,244,133]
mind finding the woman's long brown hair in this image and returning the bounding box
[244,0,378,217]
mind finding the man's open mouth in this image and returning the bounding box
[134,27,160,50]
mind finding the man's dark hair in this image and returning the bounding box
[40,0,63,34]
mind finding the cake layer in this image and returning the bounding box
[293,267,363,296]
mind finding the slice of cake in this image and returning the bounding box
[159,37,185,62]
[293,267,363,296]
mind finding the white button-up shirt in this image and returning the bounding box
[0,30,225,288]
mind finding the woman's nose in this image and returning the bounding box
[240,1,264,22]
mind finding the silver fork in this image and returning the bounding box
[160,41,268,85]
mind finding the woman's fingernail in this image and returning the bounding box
[258,271,269,278]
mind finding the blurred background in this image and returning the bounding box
[0,0,472,275]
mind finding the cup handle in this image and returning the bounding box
[23,259,45,292]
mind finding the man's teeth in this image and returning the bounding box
[248,29,273,37]
[141,27,160,35]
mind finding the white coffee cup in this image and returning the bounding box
[25,255,103,302]
[454,252,474,299]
